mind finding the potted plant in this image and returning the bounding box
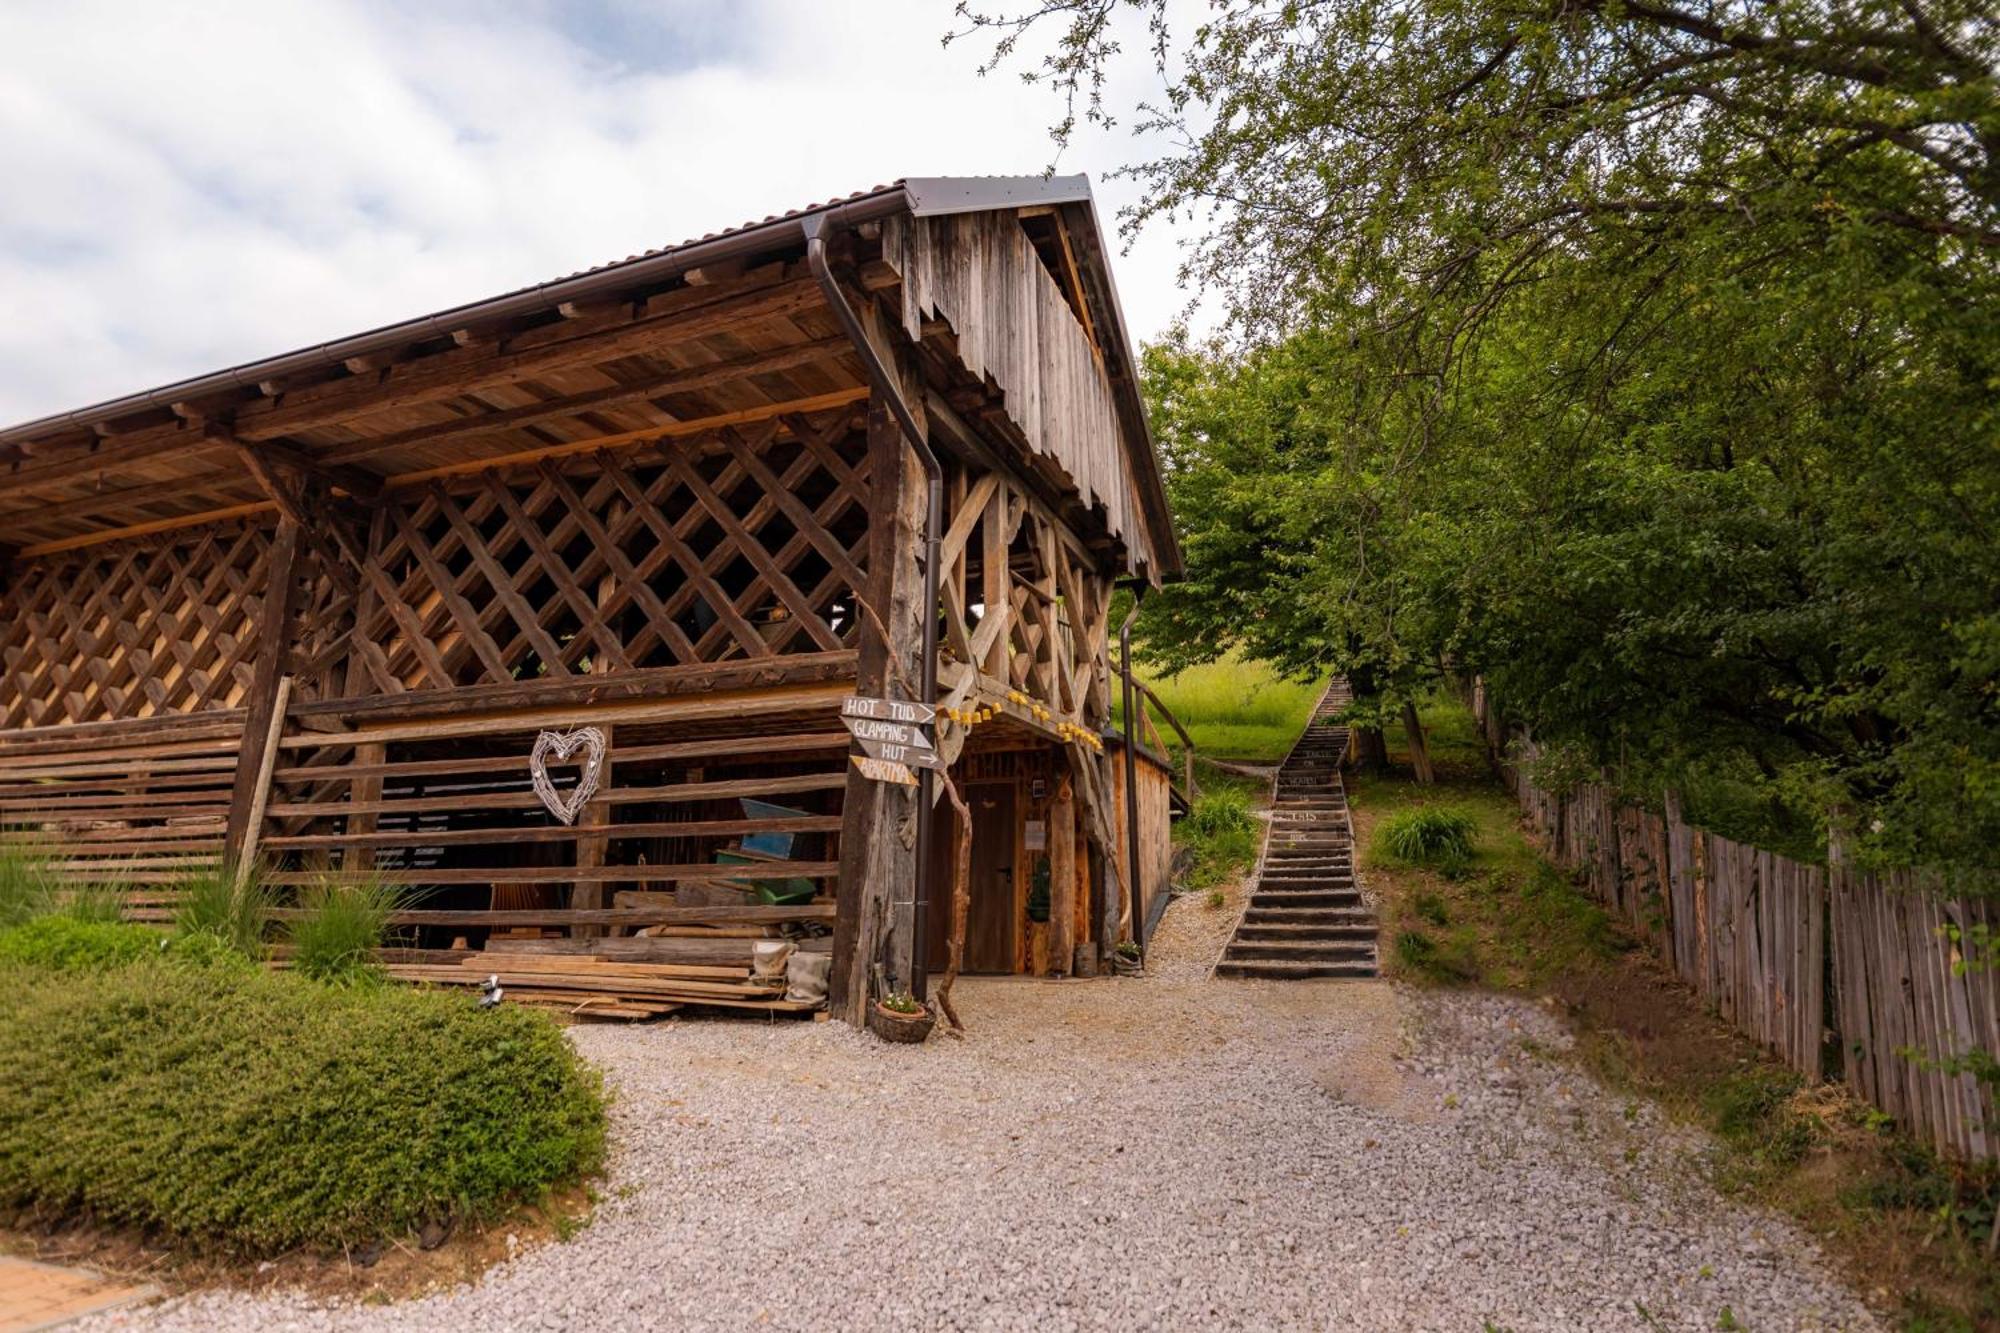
[1110,939,1143,975]
[870,989,935,1044]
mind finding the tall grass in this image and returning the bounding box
[1174,780,1263,889]
[0,839,126,925]
[289,877,404,984]
[173,868,271,959]
[0,839,59,927]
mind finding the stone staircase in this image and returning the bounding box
[1215,679,1379,980]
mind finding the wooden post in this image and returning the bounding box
[571,723,614,938]
[224,517,302,873]
[1048,772,1075,977]
[830,344,928,1025]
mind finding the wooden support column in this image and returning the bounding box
[341,511,387,873]
[830,345,928,1025]
[1048,771,1076,977]
[224,516,303,872]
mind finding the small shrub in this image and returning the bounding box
[173,869,270,959]
[1204,887,1227,911]
[1375,806,1480,865]
[0,916,156,971]
[1413,890,1450,926]
[1702,1067,1819,1175]
[290,877,403,984]
[1176,784,1262,889]
[0,959,606,1254]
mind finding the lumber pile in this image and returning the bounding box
[370,941,827,1021]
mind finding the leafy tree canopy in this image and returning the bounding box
[958,1,1999,883]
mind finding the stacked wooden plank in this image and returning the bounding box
[355,936,828,1021]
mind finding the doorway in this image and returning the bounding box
[924,780,1017,973]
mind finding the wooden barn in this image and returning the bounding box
[0,175,1188,1026]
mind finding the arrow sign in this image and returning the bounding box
[851,754,918,786]
[854,735,946,771]
[843,696,936,726]
[841,716,934,751]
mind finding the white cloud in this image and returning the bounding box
[0,0,1205,425]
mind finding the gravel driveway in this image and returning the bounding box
[82,897,1879,1332]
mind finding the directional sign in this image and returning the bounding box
[854,735,946,771]
[841,716,935,751]
[842,696,936,726]
[851,754,918,786]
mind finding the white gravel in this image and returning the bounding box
[80,900,1880,1332]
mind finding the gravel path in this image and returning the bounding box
[82,899,1879,1332]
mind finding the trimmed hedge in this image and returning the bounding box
[0,960,606,1253]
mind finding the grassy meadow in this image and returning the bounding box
[1124,652,1323,763]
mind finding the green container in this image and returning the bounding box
[714,849,817,905]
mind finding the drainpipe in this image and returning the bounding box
[1118,584,1146,965]
[803,211,944,1001]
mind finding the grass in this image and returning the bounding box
[1357,687,2000,1328]
[1124,652,1322,762]
[1173,770,1263,891]
[289,876,404,984]
[173,868,272,959]
[1374,805,1480,867]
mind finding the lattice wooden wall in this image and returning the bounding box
[0,516,346,730]
[345,415,872,697]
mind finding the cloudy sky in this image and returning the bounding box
[0,0,1200,426]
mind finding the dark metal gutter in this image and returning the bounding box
[802,208,944,1004]
[1118,583,1147,963]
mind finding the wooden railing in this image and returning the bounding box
[1130,679,1198,805]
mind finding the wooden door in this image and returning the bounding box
[926,780,1018,974]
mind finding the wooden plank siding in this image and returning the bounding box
[881,211,1152,577]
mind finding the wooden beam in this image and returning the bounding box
[7,389,868,560]
[831,333,927,1024]
[222,517,302,869]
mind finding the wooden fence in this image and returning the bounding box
[1474,692,1999,1162]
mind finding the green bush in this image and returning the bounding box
[172,869,271,959]
[289,877,403,984]
[0,959,606,1254]
[1176,784,1262,889]
[1374,806,1479,865]
[0,917,156,971]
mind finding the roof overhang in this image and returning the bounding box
[0,175,1182,577]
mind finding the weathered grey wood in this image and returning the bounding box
[831,338,927,1024]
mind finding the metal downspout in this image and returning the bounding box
[802,211,943,1001]
[1118,585,1146,964]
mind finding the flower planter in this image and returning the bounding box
[869,1000,935,1044]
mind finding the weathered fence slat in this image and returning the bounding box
[1492,727,1996,1162]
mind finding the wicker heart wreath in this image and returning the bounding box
[529,726,607,825]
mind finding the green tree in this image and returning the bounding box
[959,1,2000,882]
